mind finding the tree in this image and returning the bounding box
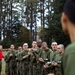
[1,0,32,48]
[39,0,70,47]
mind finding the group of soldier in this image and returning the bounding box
[4,40,64,75]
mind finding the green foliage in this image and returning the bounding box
[39,0,70,47]
[2,26,31,48]
[49,0,70,46]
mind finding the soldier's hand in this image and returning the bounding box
[28,52,31,55]
[23,55,29,59]
[23,56,27,59]
[52,62,57,66]
[54,62,57,66]
[47,73,55,75]
[43,65,49,69]
[10,54,13,57]
[39,58,44,62]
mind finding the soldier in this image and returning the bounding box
[36,40,43,57]
[16,46,22,75]
[4,44,17,75]
[50,44,64,75]
[37,39,42,48]
[0,45,4,75]
[47,42,58,74]
[4,48,10,75]
[21,43,30,75]
[61,0,75,75]
[51,42,58,55]
[32,41,37,48]
[38,42,53,75]
[29,41,37,75]
[18,46,22,52]
[30,41,41,75]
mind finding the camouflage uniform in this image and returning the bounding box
[49,50,58,74]
[21,50,30,75]
[16,51,22,75]
[54,53,62,75]
[4,55,10,75]
[48,50,62,75]
[39,48,53,75]
[52,50,58,60]
[30,48,42,75]
[4,50,17,75]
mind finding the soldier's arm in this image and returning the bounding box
[53,54,61,67]
[21,51,30,61]
[30,50,37,63]
[49,49,54,62]
[47,50,55,68]
[38,48,42,57]
[15,53,19,61]
[4,52,11,62]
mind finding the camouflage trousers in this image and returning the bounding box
[5,63,10,75]
[9,61,17,75]
[5,62,17,75]
[32,63,43,75]
[22,62,30,75]
[43,68,53,75]
[17,62,22,75]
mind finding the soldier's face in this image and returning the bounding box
[10,45,14,50]
[32,43,37,48]
[57,46,63,53]
[37,41,42,47]
[18,47,22,52]
[42,46,47,50]
[23,45,28,50]
[51,44,57,50]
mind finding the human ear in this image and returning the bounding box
[61,13,69,34]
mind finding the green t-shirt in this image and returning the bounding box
[62,41,75,75]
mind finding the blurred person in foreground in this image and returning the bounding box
[61,0,75,75]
